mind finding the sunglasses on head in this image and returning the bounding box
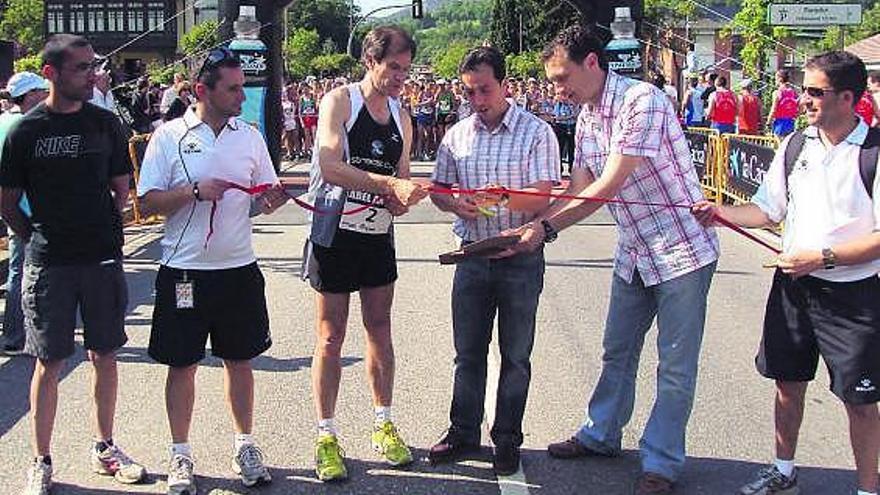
[801,86,837,98]
[197,48,237,79]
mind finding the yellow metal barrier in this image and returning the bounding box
[684,127,723,204]
[718,133,779,204]
[127,133,162,225]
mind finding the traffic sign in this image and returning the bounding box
[768,4,862,26]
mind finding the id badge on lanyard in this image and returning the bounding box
[338,190,392,235]
[175,271,194,309]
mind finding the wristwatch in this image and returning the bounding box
[821,247,837,270]
[192,181,201,201]
[540,219,558,243]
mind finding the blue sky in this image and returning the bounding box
[355,0,407,17]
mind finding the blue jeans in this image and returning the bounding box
[449,249,545,446]
[575,262,716,481]
[3,233,25,349]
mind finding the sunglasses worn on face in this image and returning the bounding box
[62,60,102,74]
[801,86,837,98]
[197,48,237,80]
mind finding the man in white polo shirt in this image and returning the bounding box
[694,51,880,495]
[137,48,287,495]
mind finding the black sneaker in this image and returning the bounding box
[739,465,798,494]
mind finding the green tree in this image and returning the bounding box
[814,2,880,52]
[506,51,543,79]
[310,53,357,77]
[432,42,470,79]
[0,0,44,56]
[147,61,185,85]
[13,53,42,73]
[284,28,320,80]
[287,0,357,57]
[180,19,219,57]
[490,0,519,54]
[724,0,788,81]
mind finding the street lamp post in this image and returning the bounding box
[346,3,413,58]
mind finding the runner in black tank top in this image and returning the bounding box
[304,27,423,482]
[331,104,403,247]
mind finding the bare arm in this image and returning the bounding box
[766,90,779,126]
[140,178,230,217]
[691,201,775,229]
[110,174,130,214]
[140,184,195,217]
[0,187,32,240]
[317,89,425,205]
[430,182,479,220]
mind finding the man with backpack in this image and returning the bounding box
[706,75,737,134]
[767,69,800,137]
[693,51,880,495]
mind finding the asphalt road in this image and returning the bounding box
[0,169,856,494]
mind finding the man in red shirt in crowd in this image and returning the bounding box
[737,79,762,135]
[706,75,737,134]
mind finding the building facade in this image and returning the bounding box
[42,1,221,82]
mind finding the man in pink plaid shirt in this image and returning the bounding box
[503,26,719,495]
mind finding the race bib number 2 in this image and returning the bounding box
[338,190,392,235]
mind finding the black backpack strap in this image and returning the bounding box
[783,130,806,193]
[860,127,880,199]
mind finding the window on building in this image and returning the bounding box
[71,3,85,33]
[128,2,145,32]
[47,4,64,34]
[147,2,165,31]
[107,3,124,31]
[195,0,219,23]
[88,3,105,32]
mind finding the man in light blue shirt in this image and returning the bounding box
[0,72,47,353]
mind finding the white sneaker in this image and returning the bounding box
[22,460,52,495]
[166,453,196,495]
[232,443,272,487]
[91,444,147,483]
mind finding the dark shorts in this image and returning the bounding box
[757,270,880,404]
[149,263,271,367]
[23,260,129,361]
[303,239,397,294]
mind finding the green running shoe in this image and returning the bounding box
[371,421,414,466]
[315,434,348,482]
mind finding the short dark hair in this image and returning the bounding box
[717,75,727,87]
[197,49,241,89]
[11,94,26,106]
[805,50,867,103]
[652,73,666,89]
[41,34,91,68]
[361,26,416,64]
[869,70,880,84]
[689,77,699,88]
[459,45,505,82]
[776,69,790,83]
[541,25,608,71]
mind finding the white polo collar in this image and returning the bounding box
[181,106,239,132]
[803,118,868,146]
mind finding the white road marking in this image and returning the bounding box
[484,327,532,495]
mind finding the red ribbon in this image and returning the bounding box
[203,182,781,255]
[203,182,376,248]
[426,185,781,254]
